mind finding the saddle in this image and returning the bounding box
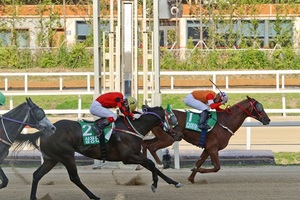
[185,111,217,132]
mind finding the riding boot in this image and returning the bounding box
[198,110,210,130]
[93,118,111,135]
[94,118,111,163]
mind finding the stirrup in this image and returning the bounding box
[92,126,103,136]
[198,123,210,129]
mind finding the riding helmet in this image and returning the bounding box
[126,96,137,112]
[219,92,228,103]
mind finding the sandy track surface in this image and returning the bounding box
[1,165,300,200]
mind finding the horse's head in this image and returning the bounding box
[163,104,183,141]
[237,96,271,125]
[26,97,56,135]
[142,105,183,141]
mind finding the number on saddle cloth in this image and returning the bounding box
[185,111,217,132]
[78,119,114,145]
[185,111,217,148]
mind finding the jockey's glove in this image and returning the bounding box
[133,113,141,120]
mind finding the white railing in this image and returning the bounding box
[1,70,300,92]
[0,91,94,119]
[0,72,94,92]
[156,70,300,90]
[1,70,300,117]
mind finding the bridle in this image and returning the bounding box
[0,103,45,146]
[163,109,179,137]
[236,98,265,122]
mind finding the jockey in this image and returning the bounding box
[90,92,140,133]
[184,90,228,130]
[0,91,5,106]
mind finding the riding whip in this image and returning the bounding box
[209,79,224,96]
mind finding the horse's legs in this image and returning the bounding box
[0,167,8,189]
[62,155,101,200]
[142,138,163,165]
[187,149,210,183]
[142,138,157,158]
[30,159,58,200]
[123,152,183,192]
[0,148,9,189]
[143,134,175,166]
[197,150,221,173]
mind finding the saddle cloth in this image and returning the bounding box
[185,111,217,132]
[78,120,114,145]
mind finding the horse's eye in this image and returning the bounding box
[256,103,263,112]
[34,109,46,121]
[169,116,177,125]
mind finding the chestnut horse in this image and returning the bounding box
[142,96,270,183]
[15,106,183,200]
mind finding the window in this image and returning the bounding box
[17,29,29,47]
[239,20,265,48]
[269,20,293,47]
[76,21,91,42]
[187,20,208,46]
[0,29,29,47]
[159,30,164,46]
[0,31,10,46]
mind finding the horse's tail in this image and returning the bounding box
[14,131,43,151]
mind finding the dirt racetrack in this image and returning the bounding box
[1,165,300,200]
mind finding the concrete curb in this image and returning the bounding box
[175,149,275,167]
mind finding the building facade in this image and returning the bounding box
[0,2,299,49]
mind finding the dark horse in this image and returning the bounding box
[16,106,183,200]
[0,97,56,189]
[142,96,271,183]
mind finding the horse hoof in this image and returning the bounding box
[190,168,195,172]
[187,177,195,184]
[156,164,164,170]
[175,183,183,188]
[135,165,143,171]
[151,184,156,193]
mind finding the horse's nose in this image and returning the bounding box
[263,117,271,125]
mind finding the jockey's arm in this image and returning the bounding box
[209,102,224,111]
[117,102,134,118]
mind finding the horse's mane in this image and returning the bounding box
[2,102,27,117]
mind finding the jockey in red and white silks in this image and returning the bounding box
[90,92,140,123]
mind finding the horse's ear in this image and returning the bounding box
[142,104,150,108]
[142,104,149,112]
[166,104,172,113]
[26,97,34,107]
[246,95,252,100]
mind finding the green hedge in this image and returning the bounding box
[0,44,300,70]
[160,48,300,70]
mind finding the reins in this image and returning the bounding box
[114,110,166,139]
[163,110,178,137]
[0,104,38,146]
